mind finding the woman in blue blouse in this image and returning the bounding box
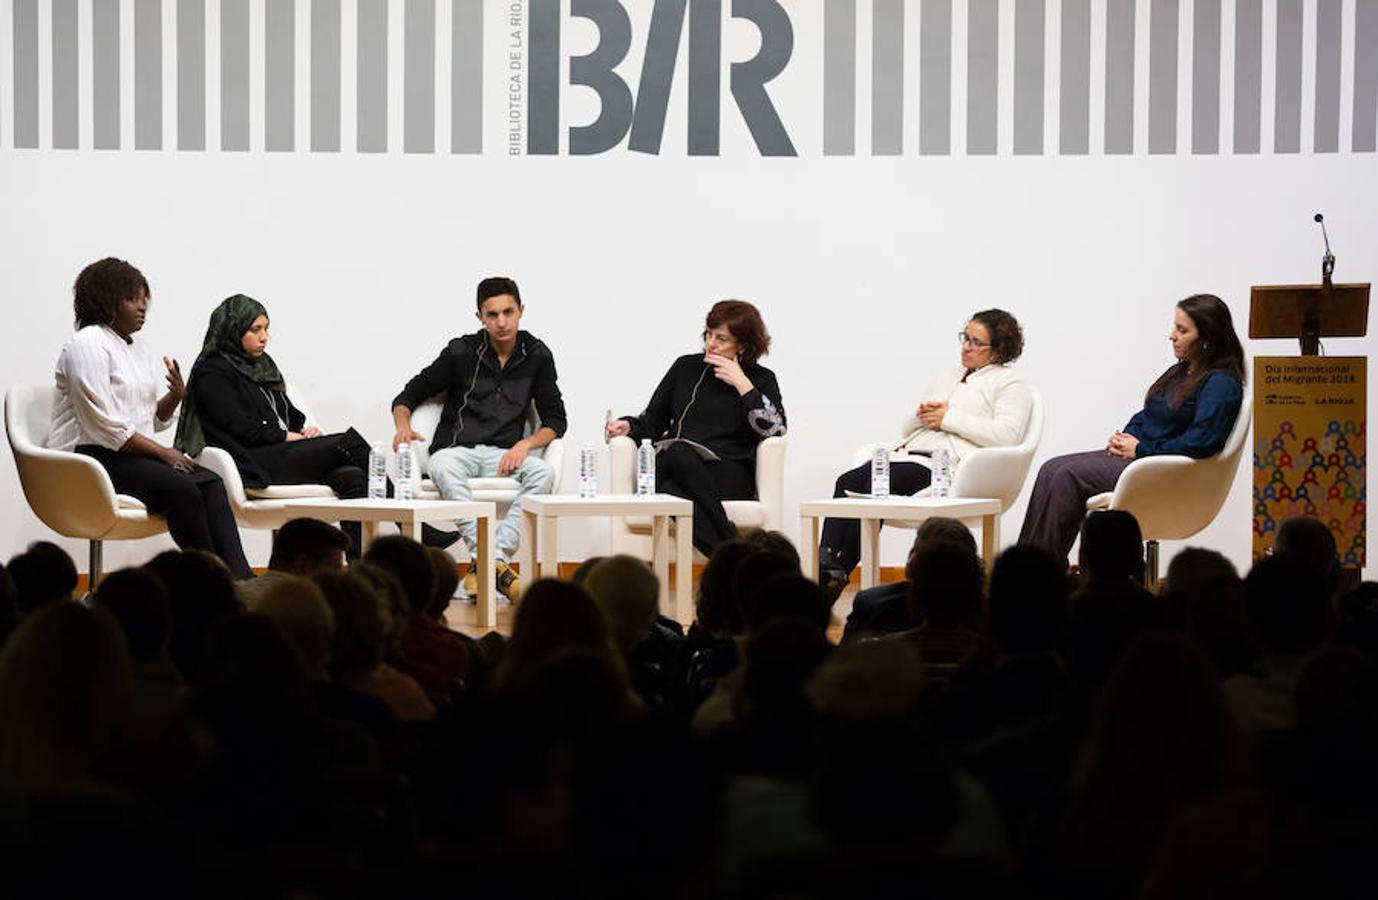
[1019,294,1245,561]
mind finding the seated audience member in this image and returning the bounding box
[1161,548,1255,678]
[689,603,826,749]
[7,541,78,613]
[582,555,686,711]
[1272,515,1343,597]
[816,309,1031,598]
[1064,577,1162,696]
[807,640,927,720]
[92,568,188,718]
[175,294,372,553]
[143,549,242,684]
[842,516,978,642]
[1161,546,1238,596]
[237,517,350,607]
[723,617,832,776]
[364,536,470,696]
[191,613,381,845]
[741,573,832,635]
[944,544,1075,737]
[310,570,403,734]
[48,258,252,579]
[424,546,461,617]
[570,555,607,584]
[1059,511,1164,693]
[693,574,833,740]
[987,544,1069,657]
[422,544,500,687]
[489,579,636,708]
[1077,509,1146,583]
[246,574,336,684]
[270,517,352,574]
[1223,554,1331,735]
[1048,634,1244,900]
[1021,294,1245,564]
[0,602,135,788]
[344,563,438,721]
[883,542,986,682]
[685,533,797,710]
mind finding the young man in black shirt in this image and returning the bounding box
[391,277,566,599]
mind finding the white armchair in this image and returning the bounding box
[5,384,169,588]
[1086,395,1252,587]
[851,387,1045,531]
[608,435,787,560]
[409,396,565,508]
[193,382,338,532]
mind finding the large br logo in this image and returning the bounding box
[528,0,796,156]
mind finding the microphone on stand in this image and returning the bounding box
[1314,213,1335,285]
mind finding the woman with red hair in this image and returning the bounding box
[606,300,786,556]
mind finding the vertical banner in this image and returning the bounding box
[1253,357,1367,568]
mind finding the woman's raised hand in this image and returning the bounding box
[163,357,185,401]
[605,418,631,441]
[705,352,752,395]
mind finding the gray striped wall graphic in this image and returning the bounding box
[3,0,1375,155]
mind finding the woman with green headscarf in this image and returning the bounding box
[176,295,371,513]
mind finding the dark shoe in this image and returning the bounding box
[819,566,851,605]
[421,523,461,549]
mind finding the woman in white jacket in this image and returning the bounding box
[818,309,1033,598]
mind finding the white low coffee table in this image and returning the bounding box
[798,496,1002,588]
[517,494,695,623]
[281,498,500,627]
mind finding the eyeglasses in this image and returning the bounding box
[957,332,991,350]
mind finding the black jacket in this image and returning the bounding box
[392,330,567,455]
[624,354,786,462]
[188,355,307,488]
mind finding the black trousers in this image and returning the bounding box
[1018,450,1132,561]
[246,430,369,555]
[656,443,755,557]
[77,445,254,580]
[819,460,932,575]
[246,431,368,499]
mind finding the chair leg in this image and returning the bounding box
[1144,540,1160,591]
[88,540,104,592]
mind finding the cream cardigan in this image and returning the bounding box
[893,364,1032,464]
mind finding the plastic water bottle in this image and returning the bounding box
[636,439,656,496]
[368,442,387,499]
[396,443,414,501]
[870,444,890,498]
[579,442,597,498]
[931,448,952,498]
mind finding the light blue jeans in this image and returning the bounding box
[427,445,554,562]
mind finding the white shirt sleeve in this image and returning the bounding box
[57,337,137,450]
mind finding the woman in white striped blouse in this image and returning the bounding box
[48,258,253,579]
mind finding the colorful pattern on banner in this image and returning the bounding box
[1253,357,1367,567]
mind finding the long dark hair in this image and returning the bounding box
[1145,294,1246,408]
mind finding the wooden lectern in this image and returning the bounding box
[1249,283,1369,356]
[1249,269,1369,571]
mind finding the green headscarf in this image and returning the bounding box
[174,294,287,456]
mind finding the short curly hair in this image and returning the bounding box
[73,258,150,329]
[969,308,1024,364]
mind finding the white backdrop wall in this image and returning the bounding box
[2,0,1374,580]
